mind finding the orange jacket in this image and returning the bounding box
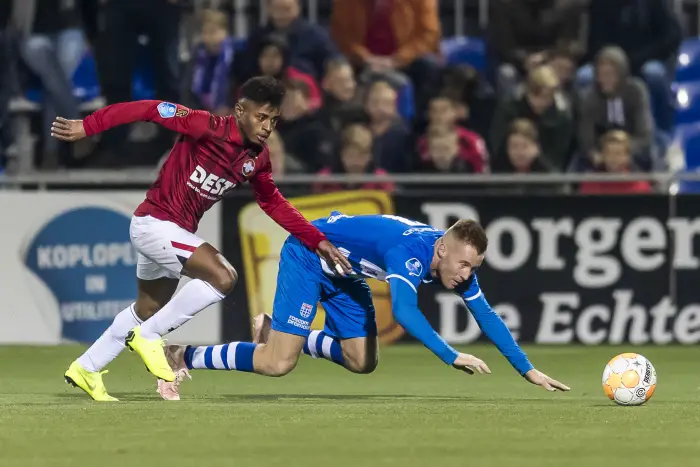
[331,0,441,68]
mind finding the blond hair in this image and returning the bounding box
[507,119,539,143]
[342,124,373,151]
[600,130,630,151]
[200,9,229,30]
[526,65,560,95]
[446,220,488,255]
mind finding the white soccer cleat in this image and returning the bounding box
[252,313,272,344]
[156,345,191,401]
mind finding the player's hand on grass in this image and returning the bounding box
[316,240,353,276]
[452,353,491,375]
[51,117,86,142]
[525,369,570,392]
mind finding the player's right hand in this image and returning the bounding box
[452,353,491,375]
[51,117,87,142]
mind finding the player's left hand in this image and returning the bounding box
[51,117,86,142]
[316,240,353,276]
[525,369,571,392]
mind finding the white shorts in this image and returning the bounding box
[130,215,206,280]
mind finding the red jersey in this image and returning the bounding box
[82,100,327,250]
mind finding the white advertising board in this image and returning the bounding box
[0,191,221,345]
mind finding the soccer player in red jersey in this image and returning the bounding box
[52,76,352,401]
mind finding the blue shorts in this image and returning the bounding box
[271,237,377,339]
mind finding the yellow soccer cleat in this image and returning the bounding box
[125,326,176,382]
[64,361,119,402]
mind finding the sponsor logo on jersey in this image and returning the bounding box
[157,102,177,118]
[242,159,255,177]
[300,303,313,318]
[405,258,423,277]
[175,108,189,117]
[188,165,236,200]
[287,315,310,330]
[24,207,138,343]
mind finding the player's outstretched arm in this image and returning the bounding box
[250,166,353,275]
[388,277,489,375]
[462,283,570,391]
[55,100,218,140]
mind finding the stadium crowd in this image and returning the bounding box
[0,0,689,194]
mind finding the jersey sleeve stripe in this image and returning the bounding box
[386,274,417,293]
[464,289,483,301]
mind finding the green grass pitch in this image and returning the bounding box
[1,345,699,467]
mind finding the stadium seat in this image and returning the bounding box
[397,81,415,122]
[669,123,700,193]
[441,36,486,72]
[675,38,700,83]
[673,81,700,125]
[132,38,155,101]
[72,53,101,102]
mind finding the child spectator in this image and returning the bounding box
[420,127,477,173]
[276,80,335,171]
[188,10,235,115]
[317,58,365,134]
[580,130,653,194]
[492,119,554,174]
[416,95,488,173]
[314,124,394,193]
[364,80,411,172]
[441,65,496,139]
[490,64,574,171]
[235,34,322,109]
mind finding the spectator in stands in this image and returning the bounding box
[419,126,480,173]
[317,58,365,133]
[314,124,395,193]
[416,95,488,173]
[488,0,586,95]
[267,130,289,176]
[184,10,234,115]
[240,34,322,110]
[579,0,682,132]
[490,65,574,171]
[92,0,181,165]
[276,80,334,172]
[440,65,496,140]
[14,0,87,168]
[236,0,337,82]
[579,130,653,194]
[577,46,655,172]
[549,45,580,116]
[364,80,412,172]
[331,0,442,112]
[492,119,554,174]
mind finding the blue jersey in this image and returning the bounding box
[307,212,533,375]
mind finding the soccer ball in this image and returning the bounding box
[602,353,657,406]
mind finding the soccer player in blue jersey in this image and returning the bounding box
[157,214,569,400]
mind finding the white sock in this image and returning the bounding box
[139,279,225,339]
[77,304,142,372]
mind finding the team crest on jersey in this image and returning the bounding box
[405,258,423,277]
[242,159,255,176]
[300,303,313,318]
[157,102,177,118]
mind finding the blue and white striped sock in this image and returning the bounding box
[184,342,257,372]
[303,330,345,366]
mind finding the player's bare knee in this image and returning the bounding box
[133,301,160,321]
[345,354,378,374]
[266,357,297,377]
[209,264,238,295]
